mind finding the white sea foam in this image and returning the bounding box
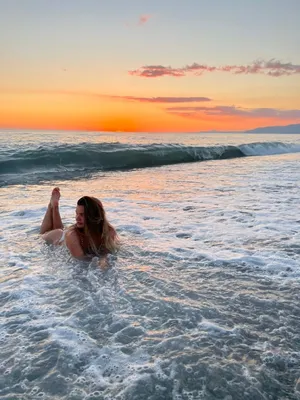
[240,141,300,156]
[1,132,300,399]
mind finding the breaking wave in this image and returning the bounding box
[1,141,300,186]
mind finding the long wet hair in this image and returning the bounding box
[75,196,119,255]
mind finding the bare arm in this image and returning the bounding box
[65,229,110,270]
[65,230,85,259]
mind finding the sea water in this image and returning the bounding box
[1,130,300,399]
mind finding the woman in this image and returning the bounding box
[40,188,119,265]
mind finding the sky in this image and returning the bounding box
[1,0,300,132]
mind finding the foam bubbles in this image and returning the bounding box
[1,134,300,399]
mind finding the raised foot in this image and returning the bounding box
[50,187,61,208]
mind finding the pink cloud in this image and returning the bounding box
[129,65,185,78]
[167,105,300,119]
[138,14,152,25]
[129,59,300,78]
[114,96,211,103]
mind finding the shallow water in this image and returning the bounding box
[1,138,300,399]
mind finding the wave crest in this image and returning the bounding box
[1,141,299,186]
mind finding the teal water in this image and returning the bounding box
[1,131,300,399]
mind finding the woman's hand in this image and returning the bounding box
[98,256,108,271]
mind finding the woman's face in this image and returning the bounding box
[75,205,85,228]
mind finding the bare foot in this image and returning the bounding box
[50,187,61,208]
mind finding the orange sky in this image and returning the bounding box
[1,2,300,132]
[1,90,300,133]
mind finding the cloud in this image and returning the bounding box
[112,96,211,103]
[1,89,211,104]
[167,105,300,119]
[125,14,152,28]
[138,14,152,25]
[129,65,185,78]
[129,59,300,78]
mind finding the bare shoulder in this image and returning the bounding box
[65,227,76,238]
[65,228,80,243]
[65,227,84,258]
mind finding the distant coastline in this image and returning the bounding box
[198,124,300,134]
[244,123,300,134]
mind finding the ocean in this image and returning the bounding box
[1,130,300,400]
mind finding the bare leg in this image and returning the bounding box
[50,188,63,230]
[40,203,53,234]
[42,228,64,245]
[52,205,64,230]
[40,188,63,234]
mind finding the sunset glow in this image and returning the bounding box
[1,1,300,132]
